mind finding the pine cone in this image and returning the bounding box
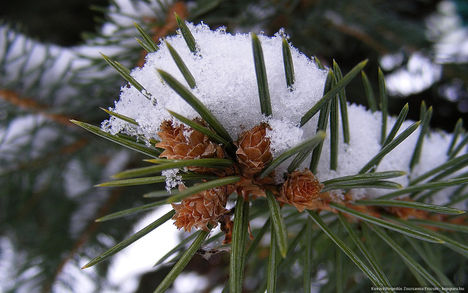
[236,123,272,177]
[156,120,223,173]
[171,187,228,232]
[278,169,329,212]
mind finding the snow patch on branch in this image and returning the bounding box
[102,23,466,204]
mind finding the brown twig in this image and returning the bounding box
[0,89,74,126]
[1,138,89,177]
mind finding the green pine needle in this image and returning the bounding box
[229,196,250,293]
[382,103,409,146]
[447,118,464,156]
[112,158,233,179]
[333,61,350,144]
[100,107,138,125]
[266,190,288,258]
[70,120,161,158]
[448,187,468,205]
[259,131,326,179]
[246,218,270,258]
[154,232,200,266]
[96,173,213,187]
[410,106,432,170]
[338,214,393,290]
[96,199,167,222]
[378,177,468,200]
[368,224,447,292]
[134,22,159,52]
[389,217,468,257]
[101,53,150,99]
[405,237,455,289]
[175,14,198,53]
[300,60,368,127]
[307,211,384,288]
[309,77,332,172]
[303,218,314,293]
[282,38,295,88]
[361,71,377,112]
[157,69,233,143]
[167,110,234,153]
[252,33,273,116]
[154,229,209,293]
[165,176,241,203]
[323,170,406,185]
[410,153,468,185]
[378,68,388,145]
[355,199,465,215]
[143,190,177,198]
[322,180,402,192]
[449,134,468,159]
[330,74,340,170]
[267,221,279,293]
[329,203,444,243]
[408,218,468,233]
[82,210,175,269]
[136,38,155,54]
[314,56,325,69]
[287,147,314,173]
[166,41,196,88]
[359,121,421,173]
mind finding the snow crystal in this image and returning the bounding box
[162,169,183,192]
[103,22,467,201]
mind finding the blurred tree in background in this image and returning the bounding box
[1,0,467,292]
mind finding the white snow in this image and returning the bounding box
[385,53,442,96]
[162,168,183,192]
[101,22,468,202]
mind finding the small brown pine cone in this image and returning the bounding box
[236,123,273,177]
[156,120,223,173]
[278,169,330,212]
[171,187,228,232]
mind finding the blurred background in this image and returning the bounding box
[0,0,467,292]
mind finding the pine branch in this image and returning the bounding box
[0,89,73,126]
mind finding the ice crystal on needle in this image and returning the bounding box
[102,23,467,202]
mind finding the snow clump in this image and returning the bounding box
[102,23,465,203]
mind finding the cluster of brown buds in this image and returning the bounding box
[155,120,332,238]
[155,119,465,238]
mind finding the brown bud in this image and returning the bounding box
[171,187,228,232]
[236,123,272,177]
[278,169,329,212]
[156,120,224,173]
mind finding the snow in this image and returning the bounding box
[101,22,468,203]
[105,206,179,293]
[103,23,327,148]
[0,2,466,293]
[385,53,442,96]
[162,168,183,192]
